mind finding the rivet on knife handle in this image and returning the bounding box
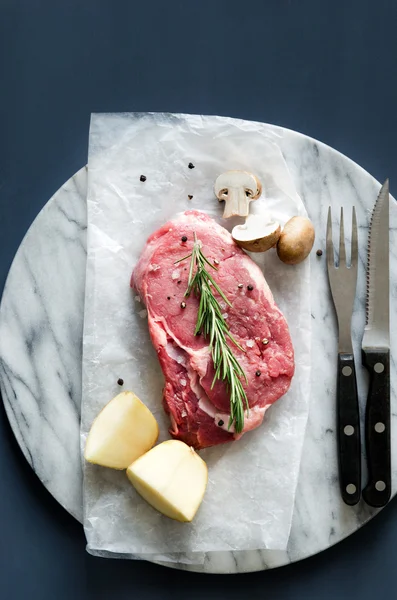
[337,353,361,505]
[362,348,391,507]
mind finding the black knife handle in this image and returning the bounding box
[362,348,391,507]
[337,353,361,505]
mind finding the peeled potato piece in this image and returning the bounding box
[84,391,159,469]
[127,440,208,522]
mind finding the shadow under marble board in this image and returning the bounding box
[1,127,397,574]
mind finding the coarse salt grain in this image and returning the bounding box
[139,309,148,319]
[172,269,180,280]
[222,312,228,319]
[180,379,187,387]
[246,339,254,348]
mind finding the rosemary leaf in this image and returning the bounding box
[175,233,249,433]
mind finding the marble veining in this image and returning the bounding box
[0,169,87,522]
[1,126,396,573]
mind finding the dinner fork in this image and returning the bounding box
[326,207,361,506]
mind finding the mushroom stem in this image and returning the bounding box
[223,189,250,218]
[214,171,262,219]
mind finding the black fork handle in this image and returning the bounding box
[337,352,361,505]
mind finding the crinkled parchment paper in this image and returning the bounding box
[81,113,311,564]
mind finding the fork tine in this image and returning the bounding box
[339,207,346,266]
[326,207,334,268]
[351,207,358,268]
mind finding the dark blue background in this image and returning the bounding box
[1,1,397,598]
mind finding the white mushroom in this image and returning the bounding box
[232,213,281,253]
[214,171,262,218]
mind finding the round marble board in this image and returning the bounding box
[1,127,397,575]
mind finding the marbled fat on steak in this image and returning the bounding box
[131,211,294,449]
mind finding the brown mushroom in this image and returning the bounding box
[232,214,281,252]
[276,216,315,265]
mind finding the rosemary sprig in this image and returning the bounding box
[175,234,248,433]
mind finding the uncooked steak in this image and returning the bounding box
[132,211,294,449]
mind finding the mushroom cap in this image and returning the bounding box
[232,215,281,253]
[276,216,315,265]
[214,171,262,201]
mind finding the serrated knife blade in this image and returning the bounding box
[361,179,391,507]
[362,179,390,350]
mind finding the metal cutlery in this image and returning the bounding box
[327,207,361,505]
[362,179,391,508]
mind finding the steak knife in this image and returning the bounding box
[362,179,391,507]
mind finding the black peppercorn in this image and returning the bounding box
[188,195,193,200]
[218,420,224,427]
[117,378,124,386]
[167,296,171,300]
[255,371,261,377]
[180,301,186,309]
[177,280,181,284]
[188,162,195,169]
[140,175,146,182]
[247,284,254,291]
[181,236,188,242]
[238,283,243,289]
[316,249,323,257]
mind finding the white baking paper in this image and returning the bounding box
[81,113,311,563]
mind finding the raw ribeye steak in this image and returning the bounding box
[132,211,294,449]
